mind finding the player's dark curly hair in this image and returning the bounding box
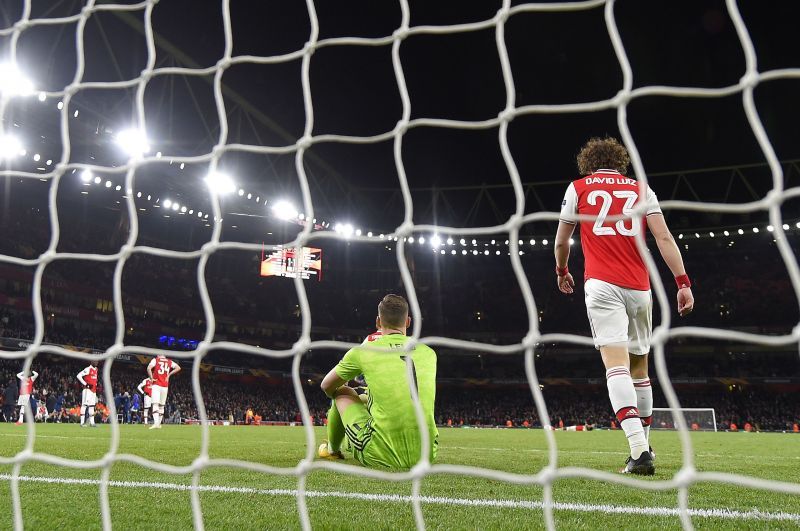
[378,294,409,329]
[576,136,630,175]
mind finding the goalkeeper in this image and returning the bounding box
[319,294,438,468]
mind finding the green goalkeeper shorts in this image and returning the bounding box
[340,401,399,468]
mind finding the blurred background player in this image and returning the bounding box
[554,137,694,475]
[15,369,38,425]
[77,361,99,428]
[130,390,141,424]
[319,294,438,468]
[137,377,153,425]
[147,355,180,429]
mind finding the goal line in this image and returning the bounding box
[2,474,798,524]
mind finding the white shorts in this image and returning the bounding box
[81,389,97,407]
[144,395,152,409]
[17,394,29,406]
[151,385,168,406]
[584,278,652,355]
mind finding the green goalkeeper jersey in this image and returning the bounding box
[335,332,438,466]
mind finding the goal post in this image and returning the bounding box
[652,407,718,432]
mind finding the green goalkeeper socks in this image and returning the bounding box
[326,400,345,453]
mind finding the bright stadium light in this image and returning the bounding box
[408,236,415,244]
[115,128,150,158]
[495,250,501,255]
[446,237,453,245]
[782,223,790,231]
[461,250,467,255]
[355,229,362,236]
[37,92,46,102]
[418,236,425,245]
[272,200,298,220]
[431,235,441,247]
[115,185,121,191]
[542,239,548,245]
[0,134,23,159]
[0,63,35,97]
[709,232,715,237]
[163,199,172,208]
[94,176,101,184]
[104,180,112,188]
[737,228,744,235]
[529,239,535,245]
[569,238,575,245]
[33,153,40,162]
[181,206,187,213]
[752,227,759,233]
[205,172,237,195]
[80,170,92,183]
[767,225,774,232]
[723,230,729,236]
[238,189,244,196]
[172,203,180,211]
[342,224,354,237]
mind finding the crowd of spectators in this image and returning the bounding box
[1,356,797,432]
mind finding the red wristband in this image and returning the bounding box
[675,274,691,289]
[556,266,569,277]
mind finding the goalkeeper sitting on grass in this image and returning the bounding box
[319,294,438,468]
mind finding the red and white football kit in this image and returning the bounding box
[148,355,177,406]
[560,170,662,354]
[138,378,153,409]
[16,371,37,406]
[77,365,99,406]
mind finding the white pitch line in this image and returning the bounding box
[1,474,799,523]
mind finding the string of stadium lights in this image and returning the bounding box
[2,63,799,253]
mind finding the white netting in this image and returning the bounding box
[1,0,800,530]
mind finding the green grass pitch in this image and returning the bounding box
[0,424,798,530]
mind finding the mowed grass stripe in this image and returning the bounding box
[3,473,800,523]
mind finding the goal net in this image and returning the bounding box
[1,0,800,530]
[652,408,717,432]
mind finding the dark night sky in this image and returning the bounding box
[1,0,799,236]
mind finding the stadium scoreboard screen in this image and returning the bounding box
[260,246,322,280]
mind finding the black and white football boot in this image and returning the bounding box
[620,450,655,475]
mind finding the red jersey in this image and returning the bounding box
[19,377,34,395]
[77,366,98,393]
[560,170,662,290]
[140,378,152,397]
[148,356,177,387]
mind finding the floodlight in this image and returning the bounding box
[163,199,172,208]
[0,63,34,96]
[115,185,122,191]
[752,227,759,233]
[542,239,548,245]
[172,203,179,211]
[737,229,744,235]
[431,235,442,247]
[767,225,774,232]
[238,189,244,196]
[355,229,362,236]
[80,170,92,182]
[367,232,373,237]
[180,206,187,213]
[57,101,63,110]
[461,250,467,255]
[529,239,535,245]
[408,237,415,244]
[94,176,101,184]
[0,134,23,159]
[37,92,45,102]
[33,153,40,161]
[104,180,112,188]
[272,200,298,220]
[418,236,425,245]
[342,224,354,237]
[204,172,236,195]
[723,230,729,236]
[569,238,574,245]
[783,224,790,231]
[446,237,453,245]
[115,128,150,158]
[197,212,202,218]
